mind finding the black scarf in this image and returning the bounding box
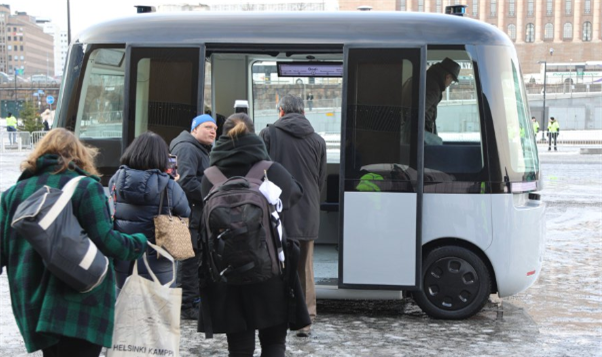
[209,133,271,169]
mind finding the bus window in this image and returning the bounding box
[252,61,343,164]
[345,48,420,193]
[423,50,485,186]
[76,48,126,139]
[127,47,200,145]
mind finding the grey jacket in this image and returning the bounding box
[259,113,327,241]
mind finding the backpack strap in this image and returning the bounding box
[204,166,228,186]
[246,160,273,180]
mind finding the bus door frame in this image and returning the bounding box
[338,44,426,291]
[123,43,206,146]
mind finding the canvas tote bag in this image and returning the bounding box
[154,188,194,260]
[107,243,182,357]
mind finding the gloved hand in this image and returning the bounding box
[557,130,560,136]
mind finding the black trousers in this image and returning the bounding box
[42,336,102,357]
[226,323,288,357]
[548,132,558,148]
[177,249,201,309]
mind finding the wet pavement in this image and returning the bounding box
[1,144,601,356]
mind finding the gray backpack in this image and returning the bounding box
[201,161,282,285]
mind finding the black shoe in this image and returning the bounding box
[548,147,551,151]
[181,307,199,320]
[554,147,557,151]
[295,327,311,337]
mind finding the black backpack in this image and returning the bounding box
[200,160,283,286]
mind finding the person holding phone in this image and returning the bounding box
[167,155,179,179]
[110,131,190,287]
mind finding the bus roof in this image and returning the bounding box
[75,11,512,47]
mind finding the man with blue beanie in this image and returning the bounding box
[169,114,217,320]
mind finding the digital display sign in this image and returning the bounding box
[277,62,343,77]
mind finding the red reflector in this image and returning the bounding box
[527,270,536,276]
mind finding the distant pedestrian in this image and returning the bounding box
[169,114,217,320]
[6,111,17,144]
[259,94,327,337]
[531,116,539,135]
[0,128,148,356]
[110,131,190,289]
[43,119,50,131]
[306,93,314,111]
[547,117,560,151]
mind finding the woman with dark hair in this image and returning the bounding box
[198,113,310,357]
[0,128,147,356]
[109,131,190,287]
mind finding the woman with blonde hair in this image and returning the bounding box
[0,128,148,357]
[198,113,310,357]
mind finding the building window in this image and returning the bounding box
[7,55,11,61]
[507,24,516,40]
[472,0,478,16]
[490,0,497,17]
[547,0,553,15]
[525,23,535,42]
[545,23,554,39]
[527,0,534,16]
[436,0,442,13]
[400,0,406,11]
[418,0,424,12]
[563,23,573,39]
[20,45,23,51]
[508,0,515,16]
[584,0,591,14]
[582,22,592,41]
[565,0,571,15]
[7,36,10,41]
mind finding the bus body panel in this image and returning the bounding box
[422,194,493,250]
[342,192,417,286]
[487,194,546,297]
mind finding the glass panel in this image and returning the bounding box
[128,47,199,146]
[563,23,573,38]
[75,48,126,139]
[251,61,343,164]
[545,23,554,39]
[345,48,420,193]
[423,50,484,182]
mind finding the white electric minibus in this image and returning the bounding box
[55,9,545,319]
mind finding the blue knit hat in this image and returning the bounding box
[191,114,216,132]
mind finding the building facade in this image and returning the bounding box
[338,0,601,75]
[0,6,54,78]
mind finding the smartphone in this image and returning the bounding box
[167,155,177,177]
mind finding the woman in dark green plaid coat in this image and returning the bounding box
[0,129,148,356]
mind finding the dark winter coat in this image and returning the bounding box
[401,65,447,135]
[259,113,327,241]
[198,133,310,334]
[109,166,190,286]
[0,155,147,353]
[169,130,212,249]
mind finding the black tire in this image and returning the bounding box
[412,245,491,319]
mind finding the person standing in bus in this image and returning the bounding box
[6,112,17,144]
[531,116,539,135]
[259,94,327,337]
[401,58,461,144]
[547,117,560,151]
[169,114,217,320]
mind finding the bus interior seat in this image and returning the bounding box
[321,174,340,212]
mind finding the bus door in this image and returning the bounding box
[340,46,425,289]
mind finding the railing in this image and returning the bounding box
[0,130,49,152]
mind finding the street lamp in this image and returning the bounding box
[538,60,547,141]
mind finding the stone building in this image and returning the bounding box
[338,0,601,75]
[0,5,54,78]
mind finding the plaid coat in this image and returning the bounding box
[0,154,148,353]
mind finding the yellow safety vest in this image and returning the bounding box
[548,121,559,133]
[6,115,17,128]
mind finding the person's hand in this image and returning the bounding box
[174,173,181,182]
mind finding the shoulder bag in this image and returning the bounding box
[154,187,194,260]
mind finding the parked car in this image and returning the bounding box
[30,74,58,85]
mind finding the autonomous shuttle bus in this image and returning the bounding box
[55,10,545,319]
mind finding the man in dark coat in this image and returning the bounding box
[401,57,461,144]
[169,114,217,320]
[259,94,326,337]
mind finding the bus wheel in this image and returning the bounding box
[413,246,491,319]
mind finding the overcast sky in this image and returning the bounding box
[7,0,164,36]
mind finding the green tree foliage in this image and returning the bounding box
[18,101,43,133]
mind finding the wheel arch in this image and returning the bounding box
[422,237,498,294]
